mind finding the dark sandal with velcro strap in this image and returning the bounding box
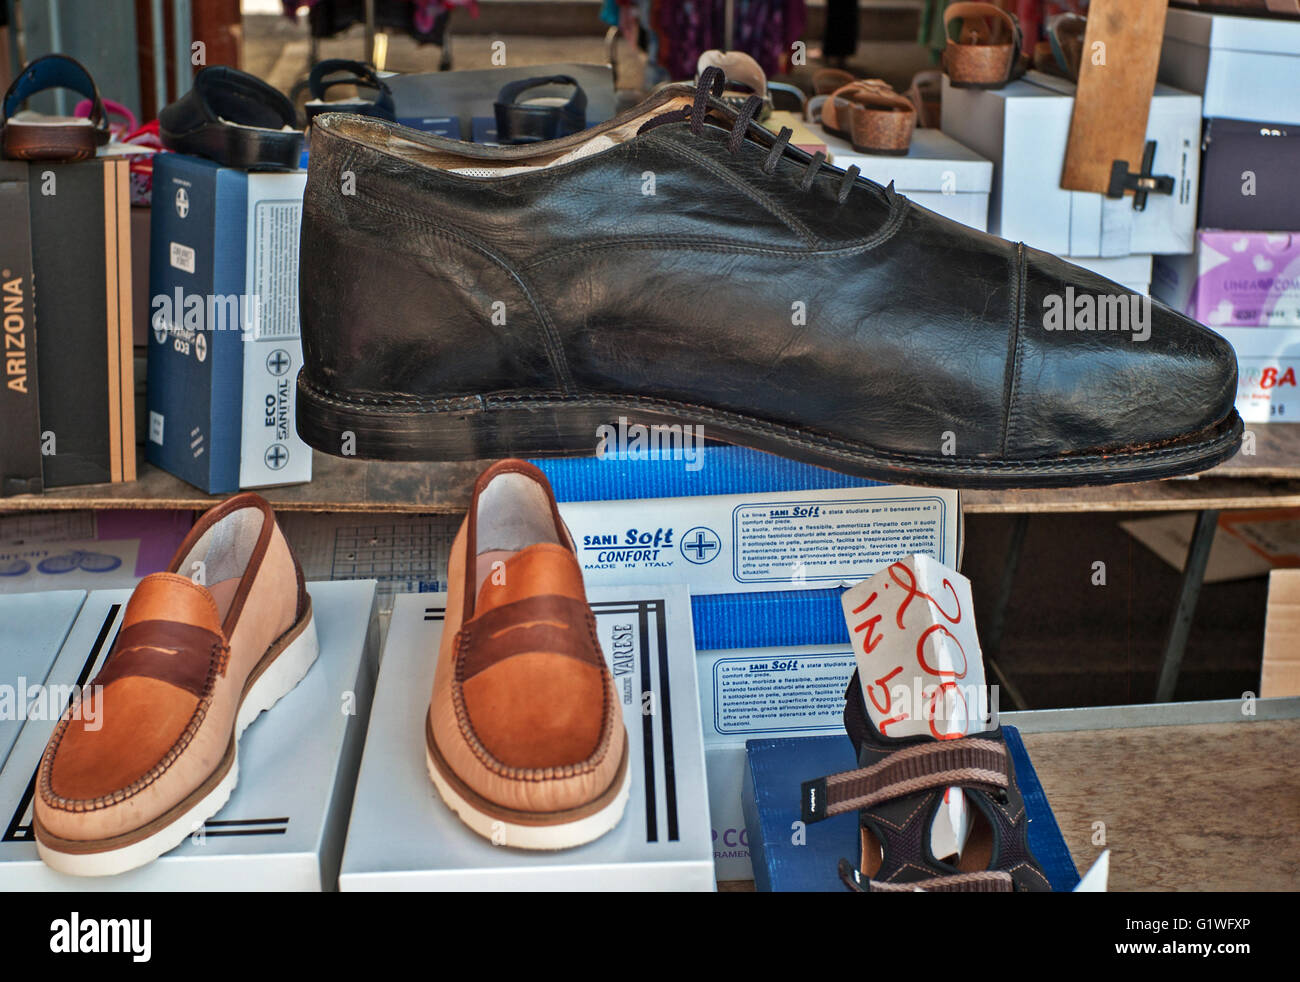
[304,58,396,124]
[942,1,1030,90]
[801,671,1052,892]
[1,54,110,161]
[160,65,303,171]
[493,75,587,145]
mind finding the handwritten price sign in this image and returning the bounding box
[839,553,990,858]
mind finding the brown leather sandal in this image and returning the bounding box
[942,1,1029,90]
[1033,12,1087,81]
[811,67,856,96]
[821,79,916,155]
[1,55,110,162]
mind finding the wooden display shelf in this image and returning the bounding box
[3,423,1298,517]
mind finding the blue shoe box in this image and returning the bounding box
[742,730,1080,891]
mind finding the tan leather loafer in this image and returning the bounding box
[426,459,630,850]
[33,493,316,876]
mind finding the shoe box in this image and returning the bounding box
[1199,118,1300,232]
[0,159,136,492]
[339,586,715,890]
[1154,230,1300,328]
[740,731,1081,891]
[941,71,1202,259]
[0,579,378,891]
[146,152,312,495]
[1161,7,1300,127]
[0,591,85,772]
[1072,254,1156,297]
[533,447,961,879]
[812,124,994,233]
[1262,569,1300,698]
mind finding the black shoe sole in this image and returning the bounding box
[296,375,1244,490]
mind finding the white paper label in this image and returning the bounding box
[840,554,991,859]
[169,242,195,273]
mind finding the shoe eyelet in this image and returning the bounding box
[994,789,1009,805]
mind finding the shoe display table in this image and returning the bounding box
[1009,697,1300,892]
[722,696,1300,891]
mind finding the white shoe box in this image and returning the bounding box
[697,644,856,880]
[1161,7,1300,126]
[813,124,994,232]
[941,72,1202,258]
[1217,327,1300,424]
[0,579,378,891]
[0,591,86,771]
[339,586,714,891]
[1072,254,1155,297]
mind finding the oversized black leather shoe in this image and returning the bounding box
[295,69,1241,489]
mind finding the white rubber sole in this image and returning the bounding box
[36,614,320,878]
[425,742,632,851]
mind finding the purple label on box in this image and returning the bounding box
[1194,231,1300,328]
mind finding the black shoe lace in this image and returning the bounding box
[639,66,862,205]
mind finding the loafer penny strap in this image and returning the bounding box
[455,593,603,681]
[838,859,1014,893]
[2,53,106,134]
[494,75,587,144]
[93,619,227,699]
[800,737,1009,824]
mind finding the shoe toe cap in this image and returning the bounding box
[1009,252,1238,459]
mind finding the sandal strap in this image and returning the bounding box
[2,53,106,130]
[494,75,587,144]
[838,860,1014,893]
[308,58,395,117]
[801,736,1009,824]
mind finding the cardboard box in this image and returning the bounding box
[941,72,1202,257]
[147,153,311,494]
[534,446,961,651]
[1262,568,1300,697]
[1161,7,1300,126]
[339,587,714,890]
[29,158,136,488]
[741,731,1079,891]
[1068,254,1154,297]
[697,643,856,879]
[0,591,85,770]
[1220,327,1300,422]
[1153,231,1300,328]
[1199,118,1300,232]
[0,163,42,497]
[813,123,993,232]
[0,579,379,890]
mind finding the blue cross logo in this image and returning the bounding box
[265,444,289,469]
[680,526,721,565]
[266,349,291,376]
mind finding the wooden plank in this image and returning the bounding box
[1060,0,1169,195]
[4,452,1300,516]
[1023,719,1300,891]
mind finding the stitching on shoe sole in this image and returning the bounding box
[297,375,1242,476]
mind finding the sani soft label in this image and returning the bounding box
[557,485,959,595]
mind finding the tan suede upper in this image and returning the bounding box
[428,460,627,818]
[35,493,304,844]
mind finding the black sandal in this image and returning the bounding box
[160,66,302,171]
[493,75,587,145]
[801,671,1053,892]
[304,59,396,124]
